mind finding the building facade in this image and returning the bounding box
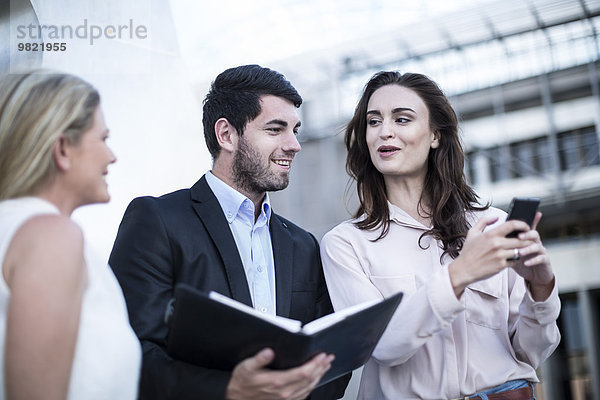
[271,1,600,399]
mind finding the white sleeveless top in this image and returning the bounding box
[0,197,141,399]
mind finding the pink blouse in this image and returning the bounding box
[320,204,560,400]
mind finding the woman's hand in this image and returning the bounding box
[448,214,534,298]
[508,212,555,301]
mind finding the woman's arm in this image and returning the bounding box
[448,215,533,297]
[320,226,463,366]
[509,212,555,300]
[451,211,560,368]
[507,212,561,367]
[3,215,86,400]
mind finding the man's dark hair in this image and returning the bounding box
[202,64,302,159]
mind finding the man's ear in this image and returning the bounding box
[52,134,71,171]
[214,118,238,154]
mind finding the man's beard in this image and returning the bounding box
[232,136,291,195]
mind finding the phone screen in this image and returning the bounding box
[505,197,540,238]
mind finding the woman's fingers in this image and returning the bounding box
[497,219,531,237]
[530,212,543,231]
[470,215,499,233]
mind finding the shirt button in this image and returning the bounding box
[227,212,233,218]
[257,266,263,272]
[260,307,267,313]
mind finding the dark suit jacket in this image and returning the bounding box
[109,176,350,400]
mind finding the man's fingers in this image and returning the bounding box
[280,354,333,400]
[308,354,333,379]
[242,348,275,371]
[229,350,333,400]
[283,353,332,387]
[297,353,330,379]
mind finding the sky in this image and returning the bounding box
[169,0,488,86]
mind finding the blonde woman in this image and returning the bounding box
[0,71,141,399]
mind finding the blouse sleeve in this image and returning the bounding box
[320,225,464,367]
[507,268,561,368]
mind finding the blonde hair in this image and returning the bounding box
[0,70,100,200]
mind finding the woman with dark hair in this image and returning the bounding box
[320,71,560,400]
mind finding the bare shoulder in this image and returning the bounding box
[3,215,85,286]
[13,214,84,249]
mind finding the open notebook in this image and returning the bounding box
[166,284,403,387]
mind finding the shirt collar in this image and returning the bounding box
[387,201,430,229]
[205,171,272,225]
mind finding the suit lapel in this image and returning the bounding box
[271,214,294,317]
[190,176,253,307]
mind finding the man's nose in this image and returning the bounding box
[283,131,301,153]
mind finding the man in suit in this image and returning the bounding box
[109,65,350,400]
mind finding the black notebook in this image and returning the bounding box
[165,284,403,387]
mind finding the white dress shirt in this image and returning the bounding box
[206,171,276,315]
[320,203,561,400]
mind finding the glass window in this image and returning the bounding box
[533,136,555,175]
[488,147,511,182]
[511,140,536,178]
[559,132,581,171]
[581,128,600,167]
[559,296,594,400]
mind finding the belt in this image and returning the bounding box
[453,385,534,400]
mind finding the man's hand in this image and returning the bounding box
[225,348,334,400]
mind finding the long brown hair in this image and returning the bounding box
[345,71,488,259]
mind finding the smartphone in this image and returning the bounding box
[505,197,540,238]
